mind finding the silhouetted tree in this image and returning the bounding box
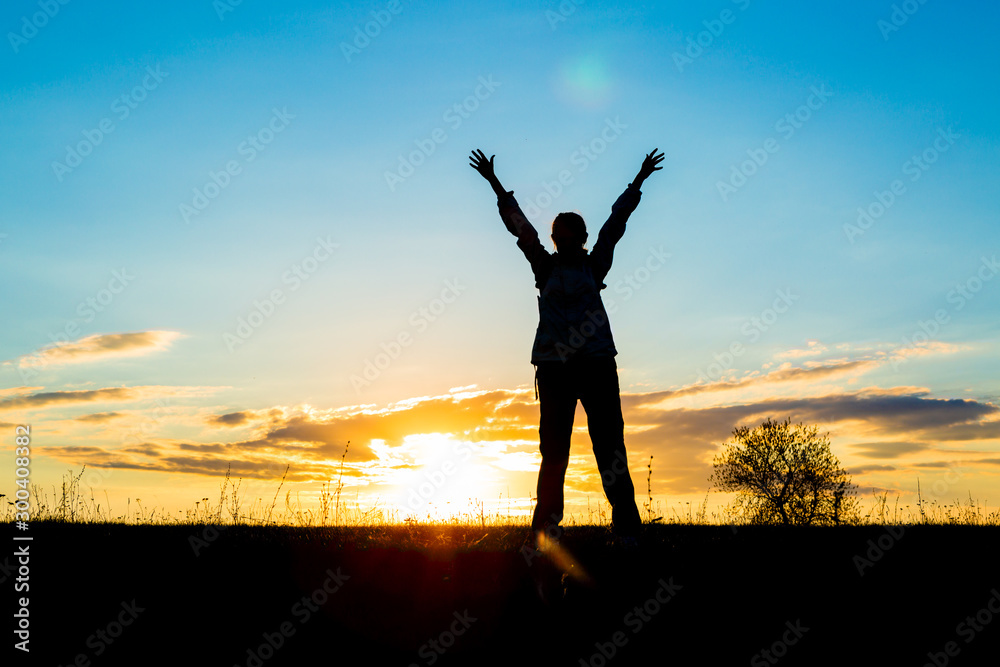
[710,417,857,525]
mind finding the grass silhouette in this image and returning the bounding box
[8,461,998,531]
[10,464,1000,665]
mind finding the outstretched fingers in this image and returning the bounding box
[469,149,496,178]
[469,148,488,165]
[645,149,665,170]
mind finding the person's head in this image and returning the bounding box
[551,212,587,252]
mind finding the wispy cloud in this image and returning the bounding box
[0,385,219,412]
[773,340,828,360]
[631,358,879,405]
[18,331,183,368]
[205,411,256,427]
[882,341,970,365]
[849,441,930,459]
[74,411,124,423]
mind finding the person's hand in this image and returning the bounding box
[469,149,497,181]
[635,149,665,185]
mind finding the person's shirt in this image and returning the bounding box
[496,183,642,363]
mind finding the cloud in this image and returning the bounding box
[598,388,998,493]
[771,340,968,369]
[849,441,930,459]
[123,443,162,457]
[40,378,1000,499]
[911,461,961,469]
[0,385,219,412]
[206,411,255,427]
[18,331,183,368]
[913,419,1000,442]
[0,386,44,398]
[884,341,968,365]
[773,341,828,360]
[74,412,124,423]
[846,464,898,474]
[42,388,540,482]
[628,359,880,405]
[1,387,141,411]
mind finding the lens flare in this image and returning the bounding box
[556,54,614,108]
[537,531,592,584]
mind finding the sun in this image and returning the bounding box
[385,433,492,522]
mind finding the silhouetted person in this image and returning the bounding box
[470,147,664,541]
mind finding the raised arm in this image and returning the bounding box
[590,149,665,285]
[470,149,551,285]
[469,149,507,198]
[632,148,665,190]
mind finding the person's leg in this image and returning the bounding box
[579,356,642,536]
[531,361,577,534]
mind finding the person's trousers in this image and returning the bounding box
[531,355,642,535]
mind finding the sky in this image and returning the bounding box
[2,0,999,523]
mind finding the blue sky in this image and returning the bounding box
[2,0,998,521]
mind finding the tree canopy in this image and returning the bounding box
[711,417,858,526]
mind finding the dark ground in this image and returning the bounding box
[5,523,999,666]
